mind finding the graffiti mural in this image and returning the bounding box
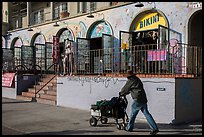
[169,38,184,74]
[90,22,112,38]
[76,21,87,38]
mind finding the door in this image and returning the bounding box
[35,43,46,70]
[2,48,14,72]
[76,38,90,74]
[102,34,113,73]
[158,25,171,73]
[14,47,22,67]
[21,45,34,70]
[169,27,182,74]
[120,31,133,72]
[159,25,183,74]
[46,42,54,72]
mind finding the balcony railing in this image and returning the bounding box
[74,43,202,77]
[2,43,202,77]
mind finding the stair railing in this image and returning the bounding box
[32,63,58,102]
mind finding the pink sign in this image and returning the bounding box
[2,73,15,87]
[147,50,167,61]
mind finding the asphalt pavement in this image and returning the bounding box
[2,97,202,135]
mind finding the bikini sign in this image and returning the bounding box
[135,12,166,31]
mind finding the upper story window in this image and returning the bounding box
[77,2,87,13]
[54,2,60,19]
[54,2,68,19]
[110,2,119,6]
[77,2,80,13]
[82,2,87,13]
[33,9,44,25]
[90,2,96,11]
[11,18,19,29]
[62,2,68,12]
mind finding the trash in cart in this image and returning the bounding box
[89,96,129,130]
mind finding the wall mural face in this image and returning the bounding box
[76,21,87,38]
[90,22,112,38]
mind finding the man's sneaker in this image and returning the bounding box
[124,127,132,132]
[150,130,159,135]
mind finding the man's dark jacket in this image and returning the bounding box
[119,75,147,104]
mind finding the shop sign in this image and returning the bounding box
[147,50,167,61]
[52,36,60,63]
[135,12,166,31]
[2,73,15,87]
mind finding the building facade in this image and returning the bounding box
[2,2,202,76]
[2,2,202,124]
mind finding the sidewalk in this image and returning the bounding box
[2,97,202,135]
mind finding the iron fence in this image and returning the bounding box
[2,43,202,77]
[75,43,202,77]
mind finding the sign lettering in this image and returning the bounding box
[135,12,166,31]
[147,50,167,61]
[2,73,15,87]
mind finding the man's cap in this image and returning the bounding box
[127,70,134,77]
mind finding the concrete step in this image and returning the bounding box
[21,92,40,98]
[39,93,56,101]
[36,97,56,105]
[28,87,46,93]
[46,86,57,91]
[44,91,56,96]
[38,82,56,86]
[16,95,32,101]
[17,74,57,106]
[16,95,56,106]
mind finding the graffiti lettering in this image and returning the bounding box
[66,76,120,88]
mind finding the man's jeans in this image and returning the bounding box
[125,100,158,131]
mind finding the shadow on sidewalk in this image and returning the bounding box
[28,129,114,135]
[132,121,202,135]
[2,100,33,104]
[26,121,202,135]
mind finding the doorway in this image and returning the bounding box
[90,37,102,74]
[188,10,202,76]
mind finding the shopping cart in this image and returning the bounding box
[89,96,129,130]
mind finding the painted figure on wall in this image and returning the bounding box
[62,40,73,76]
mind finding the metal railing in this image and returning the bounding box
[2,43,202,77]
[75,43,202,77]
[32,63,57,101]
